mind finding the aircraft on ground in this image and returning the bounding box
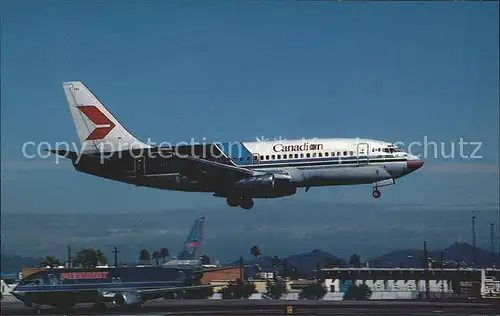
[50,82,424,209]
[11,265,213,312]
[163,216,210,267]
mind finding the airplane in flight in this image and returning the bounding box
[11,265,214,312]
[50,81,424,209]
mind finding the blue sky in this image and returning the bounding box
[1,1,499,257]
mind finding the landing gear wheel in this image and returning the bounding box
[240,197,254,209]
[226,197,239,207]
[372,190,381,198]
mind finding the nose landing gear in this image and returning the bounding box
[372,178,395,199]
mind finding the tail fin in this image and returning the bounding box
[62,81,151,153]
[177,216,205,260]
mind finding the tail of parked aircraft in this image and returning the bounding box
[62,81,151,153]
[177,216,205,260]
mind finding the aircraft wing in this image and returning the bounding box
[100,284,218,302]
[47,149,78,160]
[170,154,255,182]
[138,284,218,295]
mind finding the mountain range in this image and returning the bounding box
[3,242,498,276]
[227,242,500,278]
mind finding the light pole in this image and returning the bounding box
[112,246,120,267]
[490,223,495,263]
[440,251,444,299]
[424,241,430,300]
[472,214,476,266]
[67,245,72,269]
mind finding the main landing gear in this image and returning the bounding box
[226,197,254,209]
[372,188,381,198]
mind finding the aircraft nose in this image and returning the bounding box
[406,155,424,172]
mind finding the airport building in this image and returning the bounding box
[321,267,500,300]
[201,266,242,285]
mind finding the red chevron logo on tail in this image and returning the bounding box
[77,105,116,140]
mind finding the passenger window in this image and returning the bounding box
[343,151,347,156]
[349,151,353,155]
[265,155,269,160]
[331,152,335,156]
[277,155,281,159]
[312,153,316,157]
[260,156,264,160]
[112,277,122,283]
[271,155,275,159]
[283,154,287,159]
[324,152,328,157]
[295,154,299,158]
[306,153,310,158]
[300,153,304,158]
[337,152,341,156]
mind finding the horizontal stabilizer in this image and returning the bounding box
[46,149,78,160]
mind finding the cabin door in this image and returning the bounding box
[134,156,146,177]
[356,143,370,166]
[48,274,58,286]
[252,154,260,166]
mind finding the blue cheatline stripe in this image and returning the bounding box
[17,281,182,292]
[215,142,253,166]
[243,155,407,169]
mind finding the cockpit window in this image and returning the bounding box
[387,144,404,153]
[384,147,401,153]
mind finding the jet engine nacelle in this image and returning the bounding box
[235,173,275,190]
[233,173,297,198]
[112,292,142,307]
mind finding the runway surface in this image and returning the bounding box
[2,299,500,316]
